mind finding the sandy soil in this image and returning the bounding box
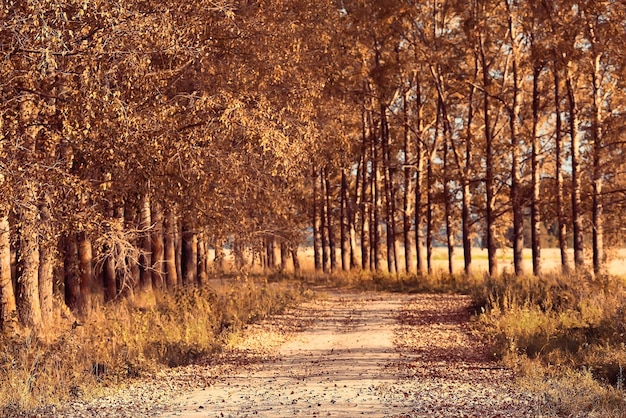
[158,290,539,418]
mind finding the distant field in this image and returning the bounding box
[211,247,626,278]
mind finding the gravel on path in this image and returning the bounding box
[41,290,543,417]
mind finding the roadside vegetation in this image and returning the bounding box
[316,266,626,417]
[0,277,307,415]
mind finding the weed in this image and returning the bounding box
[0,277,306,413]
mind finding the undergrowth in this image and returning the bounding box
[0,277,307,414]
[476,271,626,417]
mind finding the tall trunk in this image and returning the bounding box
[319,168,329,273]
[360,113,371,270]
[479,32,498,276]
[77,230,93,313]
[414,72,426,275]
[506,4,524,276]
[340,169,350,271]
[590,50,604,276]
[291,245,301,273]
[103,239,117,302]
[214,241,225,273]
[181,221,197,285]
[197,232,207,285]
[441,103,454,276]
[565,64,584,268]
[163,206,178,288]
[151,200,165,290]
[138,193,153,291]
[372,117,383,272]
[381,104,398,274]
[324,167,337,272]
[426,153,434,276]
[280,242,288,271]
[312,167,322,271]
[175,217,183,285]
[0,213,16,328]
[403,85,414,273]
[38,197,54,324]
[63,233,80,313]
[124,202,140,292]
[462,58,477,276]
[15,190,42,329]
[531,64,542,276]
[554,64,569,272]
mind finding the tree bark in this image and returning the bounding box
[403,85,414,274]
[553,64,569,273]
[324,167,337,272]
[360,113,371,270]
[414,72,426,275]
[565,64,584,268]
[151,200,165,290]
[138,193,153,291]
[163,205,178,288]
[340,169,350,271]
[181,221,197,285]
[197,232,208,285]
[319,168,329,273]
[531,64,542,276]
[15,190,42,329]
[479,31,498,276]
[506,2,524,276]
[312,167,322,271]
[77,230,93,313]
[38,197,54,324]
[63,233,80,313]
[590,49,605,276]
[0,213,16,328]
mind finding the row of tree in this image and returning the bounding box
[311,0,626,278]
[1,0,625,332]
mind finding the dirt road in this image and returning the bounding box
[159,291,538,418]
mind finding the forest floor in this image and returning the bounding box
[45,289,543,417]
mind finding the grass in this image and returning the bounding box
[0,277,308,415]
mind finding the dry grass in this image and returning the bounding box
[0,277,307,414]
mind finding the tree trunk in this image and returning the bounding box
[372,118,383,272]
[138,193,152,291]
[340,169,350,271]
[403,86,414,274]
[15,190,42,329]
[462,60,476,276]
[360,114,371,270]
[197,232,208,285]
[319,168,329,273]
[554,64,569,272]
[565,64,584,269]
[0,213,16,328]
[312,167,322,271]
[590,50,604,276]
[414,72,426,275]
[531,64,542,276]
[441,102,455,276]
[381,104,398,274]
[163,206,178,288]
[479,32,498,276]
[291,245,301,273]
[63,233,80,312]
[38,197,54,324]
[77,230,93,313]
[181,221,197,285]
[324,167,337,272]
[151,200,165,290]
[506,4,524,276]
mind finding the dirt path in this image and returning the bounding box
[159,291,538,418]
